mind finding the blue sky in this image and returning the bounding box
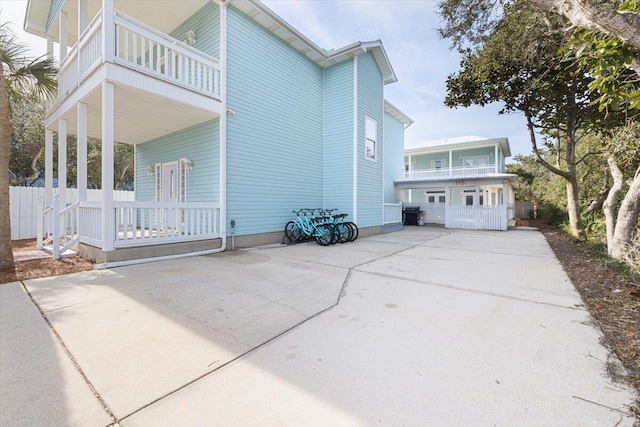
[2,0,531,158]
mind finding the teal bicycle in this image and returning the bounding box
[285,209,334,246]
[284,208,358,245]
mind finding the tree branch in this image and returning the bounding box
[524,106,571,179]
[603,156,625,255]
[527,0,640,51]
[576,151,603,165]
[8,147,43,186]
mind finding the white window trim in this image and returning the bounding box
[364,115,377,162]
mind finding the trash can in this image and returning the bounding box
[403,207,421,225]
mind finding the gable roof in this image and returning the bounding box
[406,136,512,157]
[24,0,398,84]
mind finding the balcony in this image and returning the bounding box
[58,9,220,103]
[404,165,497,180]
[48,8,222,144]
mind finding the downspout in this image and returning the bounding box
[352,56,358,223]
[218,0,228,253]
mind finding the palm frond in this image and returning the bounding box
[1,22,58,105]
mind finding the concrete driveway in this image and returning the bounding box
[1,227,638,426]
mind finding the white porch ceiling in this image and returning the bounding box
[47,0,209,45]
[49,84,218,145]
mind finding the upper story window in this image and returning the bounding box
[365,116,377,161]
[462,155,490,167]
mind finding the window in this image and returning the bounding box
[438,195,446,203]
[463,155,490,168]
[435,160,442,170]
[428,196,435,203]
[365,117,377,161]
[466,195,474,206]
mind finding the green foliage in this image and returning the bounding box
[9,97,134,189]
[565,1,640,113]
[0,23,57,107]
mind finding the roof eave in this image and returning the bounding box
[384,99,414,128]
[24,0,48,38]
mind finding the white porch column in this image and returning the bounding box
[102,0,115,63]
[46,36,54,61]
[407,155,412,177]
[101,82,115,251]
[449,150,453,176]
[57,119,68,208]
[78,0,88,35]
[45,129,54,205]
[475,185,480,206]
[494,145,499,173]
[59,11,68,60]
[77,103,88,201]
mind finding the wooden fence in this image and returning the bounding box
[9,187,134,240]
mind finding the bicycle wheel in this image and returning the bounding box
[285,221,302,243]
[347,222,359,242]
[314,224,334,246]
[335,222,351,243]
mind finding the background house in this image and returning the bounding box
[396,136,518,231]
[24,0,412,265]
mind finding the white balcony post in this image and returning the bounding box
[407,155,412,177]
[449,150,453,176]
[58,118,68,208]
[45,129,54,205]
[59,11,68,60]
[77,103,88,202]
[46,36,54,61]
[78,0,88,35]
[102,0,115,63]
[101,81,115,251]
[495,145,499,173]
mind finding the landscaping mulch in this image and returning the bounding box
[542,227,640,418]
[0,239,95,285]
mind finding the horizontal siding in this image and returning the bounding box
[323,60,354,218]
[383,112,404,203]
[357,52,384,228]
[135,120,219,203]
[226,5,324,237]
[170,2,220,59]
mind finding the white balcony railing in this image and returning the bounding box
[57,9,220,102]
[404,165,496,179]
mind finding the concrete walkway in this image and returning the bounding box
[1,228,637,426]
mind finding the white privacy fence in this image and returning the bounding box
[445,205,507,231]
[9,187,134,240]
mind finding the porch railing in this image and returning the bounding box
[78,201,220,249]
[383,202,403,225]
[37,197,80,259]
[405,165,496,179]
[57,9,220,102]
[112,202,220,248]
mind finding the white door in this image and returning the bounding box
[162,162,179,229]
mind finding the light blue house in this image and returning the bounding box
[396,136,518,230]
[25,0,412,265]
